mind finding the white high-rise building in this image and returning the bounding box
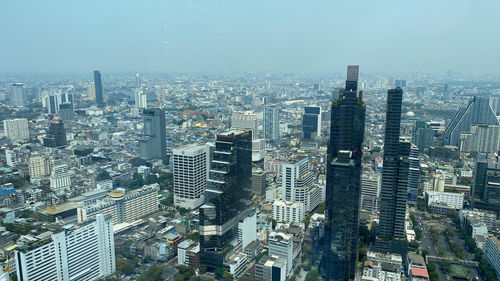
[460,124,500,154]
[361,172,381,213]
[15,214,115,281]
[29,155,53,179]
[134,90,147,109]
[87,82,96,100]
[231,112,258,140]
[3,118,29,141]
[269,231,294,274]
[238,212,257,249]
[281,156,316,211]
[172,144,210,209]
[50,164,71,195]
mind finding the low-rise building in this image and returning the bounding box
[227,252,248,278]
[463,216,488,239]
[254,255,287,281]
[268,231,293,274]
[410,268,429,281]
[272,200,304,224]
[460,209,497,231]
[425,190,464,212]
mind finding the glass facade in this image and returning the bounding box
[321,65,365,281]
[263,106,279,144]
[378,88,410,240]
[302,106,321,140]
[199,130,253,270]
[140,108,167,163]
[93,70,103,108]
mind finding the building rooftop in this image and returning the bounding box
[39,202,82,215]
[411,267,429,279]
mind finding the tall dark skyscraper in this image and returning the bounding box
[320,65,365,281]
[302,106,321,140]
[139,108,167,163]
[43,117,67,147]
[472,155,500,215]
[375,88,410,255]
[94,70,104,108]
[199,130,252,270]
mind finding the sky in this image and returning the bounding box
[1,0,499,75]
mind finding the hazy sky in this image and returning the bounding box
[1,0,499,75]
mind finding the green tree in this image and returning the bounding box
[359,225,373,246]
[222,270,233,280]
[215,268,225,279]
[187,231,200,240]
[475,248,483,261]
[358,248,367,263]
[305,269,320,281]
[96,170,112,181]
[174,274,185,281]
[314,202,325,214]
[421,250,429,260]
[129,172,144,189]
[272,219,277,229]
[137,264,163,281]
[116,258,134,275]
[304,215,311,229]
[417,197,426,211]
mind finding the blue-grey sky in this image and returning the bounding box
[1,0,499,75]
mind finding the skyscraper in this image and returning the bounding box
[321,65,365,281]
[29,155,53,180]
[88,82,96,100]
[376,88,410,255]
[139,108,167,163]
[473,155,500,215]
[45,92,73,115]
[489,95,500,115]
[43,117,67,147]
[50,164,71,195]
[361,172,381,213]
[10,83,24,107]
[302,106,321,140]
[135,90,147,108]
[231,112,258,140]
[443,84,450,101]
[199,130,252,270]
[264,106,279,145]
[281,156,316,212]
[94,70,104,107]
[412,121,434,151]
[3,118,29,142]
[459,124,500,154]
[395,80,407,88]
[408,144,420,203]
[173,144,210,209]
[443,96,498,147]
